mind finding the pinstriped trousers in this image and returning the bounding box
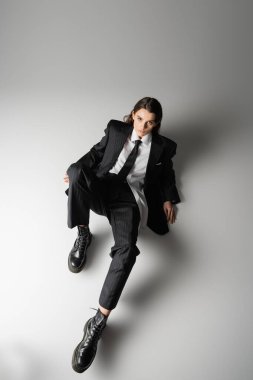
[66,163,140,310]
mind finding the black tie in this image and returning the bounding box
[117,139,142,180]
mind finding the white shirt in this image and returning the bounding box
[109,129,152,228]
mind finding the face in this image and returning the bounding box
[132,108,157,138]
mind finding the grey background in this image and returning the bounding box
[0,1,253,379]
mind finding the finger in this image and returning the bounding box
[168,211,173,223]
[164,205,175,223]
[169,208,176,224]
[164,207,170,221]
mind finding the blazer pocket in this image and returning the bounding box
[155,162,162,166]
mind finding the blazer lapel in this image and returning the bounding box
[110,124,133,165]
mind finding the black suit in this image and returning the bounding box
[66,119,180,234]
[65,119,180,309]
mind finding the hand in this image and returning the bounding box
[63,172,69,183]
[163,201,176,224]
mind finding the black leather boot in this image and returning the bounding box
[72,308,108,373]
[68,226,92,273]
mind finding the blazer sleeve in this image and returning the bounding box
[161,142,181,204]
[67,121,111,172]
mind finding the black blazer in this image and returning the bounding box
[66,119,181,235]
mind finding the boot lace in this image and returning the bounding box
[83,319,104,347]
[74,233,89,250]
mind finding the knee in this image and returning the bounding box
[110,244,140,267]
[66,163,83,183]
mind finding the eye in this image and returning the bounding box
[137,116,142,121]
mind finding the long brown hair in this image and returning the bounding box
[123,97,163,134]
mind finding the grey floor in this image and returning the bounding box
[1,1,253,379]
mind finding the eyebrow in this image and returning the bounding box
[137,115,156,122]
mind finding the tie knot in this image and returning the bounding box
[134,139,142,146]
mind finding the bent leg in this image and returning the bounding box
[66,164,107,228]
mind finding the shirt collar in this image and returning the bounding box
[130,129,152,145]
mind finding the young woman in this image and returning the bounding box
[63,97,181,372]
